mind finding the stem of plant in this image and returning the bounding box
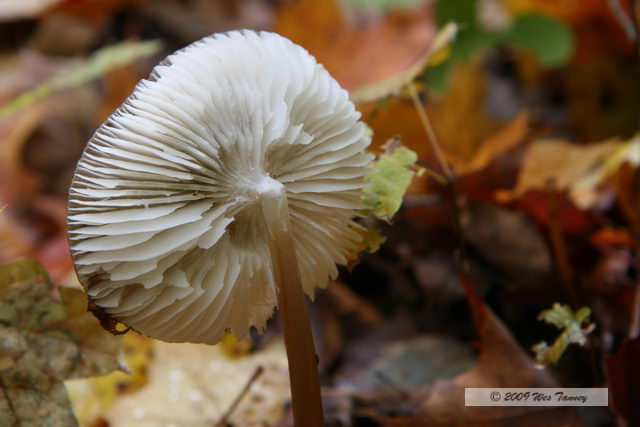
[407,82,471,277]
[407,82,453,181]
[258,177,324,426]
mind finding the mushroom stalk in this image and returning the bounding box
[258,177,324,426]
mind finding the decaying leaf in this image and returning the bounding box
[454,111,530,174]
[275,0,437,92]
[0,40,162,117]
[362,139,422,221]
[504,134,640,208]
[414,281,580,426]
[66,332,153,425]
[532,303,595,365]
[100,339,290,426]
[355,336,476,391]
[349,22,458,104]
[0,258,122,426]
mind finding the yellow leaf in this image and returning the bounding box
[362,140,420,221]
[66,332,153,425]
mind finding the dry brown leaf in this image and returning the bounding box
[0,258,121,426]
[413,281,581,426]
[101,339,290,426]
[275,0,437,91]
[503,136,638,208]
[455,111,530,174]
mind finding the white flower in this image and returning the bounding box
[68,30,372,344]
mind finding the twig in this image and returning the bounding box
[214,366,264,427]
[407,83,454,180]
[407,83,470,278]
[545,178,581,309]
[545,181,601,383]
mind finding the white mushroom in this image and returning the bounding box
[67,30,372,346]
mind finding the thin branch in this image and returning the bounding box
[214,366,264,427]
[407,83,470,279]
[407,83,454,180]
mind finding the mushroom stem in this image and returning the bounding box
[258,177,324,426]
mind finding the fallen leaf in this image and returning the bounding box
[462,203,551,282]
[511,190,595,236]
[354,336,476,391]
[506,135,639,209]
[275,0,437,91]
[66,332,153,425]
[350,22,458,104]
[413,280,580,425]
[102,339,290,426]
[455,111,530,174]
[0,258,121,426]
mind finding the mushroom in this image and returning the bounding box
[68,30,372,424]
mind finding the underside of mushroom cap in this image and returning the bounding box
[68,30,373,344]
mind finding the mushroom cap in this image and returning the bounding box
[68,30,372,344]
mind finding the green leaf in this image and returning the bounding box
[450,26,500,61]
[0,40,162,117]
[0,259,122,426]
[532,303,595,365]
[435,0,477,28]
[505,13,573,66]
[362,140,419,220]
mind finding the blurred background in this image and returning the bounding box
[0,0,639,426]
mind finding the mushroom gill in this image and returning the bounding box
[68,30,372,344]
